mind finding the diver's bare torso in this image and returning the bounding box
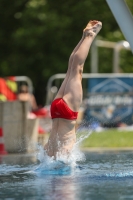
[45,118,76,158]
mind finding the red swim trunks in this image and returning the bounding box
[50,98,78,120]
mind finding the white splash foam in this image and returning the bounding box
[35,122,92,174]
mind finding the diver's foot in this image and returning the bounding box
[83,20,102,38]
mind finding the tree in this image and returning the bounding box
[0,0,133,105]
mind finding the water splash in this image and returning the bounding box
[34,121,92,175]
[34,146,72,175]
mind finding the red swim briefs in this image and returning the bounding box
[50,98,78,120]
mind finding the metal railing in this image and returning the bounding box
[91,40,131,73]
[46,73,133,105]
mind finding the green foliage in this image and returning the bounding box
[0,0,133,105]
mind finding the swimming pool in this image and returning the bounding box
[0,149,133,200]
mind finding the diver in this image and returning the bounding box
[44,20,102,159]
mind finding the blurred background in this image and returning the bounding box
[0,0,133,106]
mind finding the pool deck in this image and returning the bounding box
[1,147,133,158]
[1,148,133,165]
[81,147,133,152]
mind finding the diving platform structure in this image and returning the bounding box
[91,0,133,73]
[106,0,133,53]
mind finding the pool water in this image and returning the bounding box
[0,149,133,200]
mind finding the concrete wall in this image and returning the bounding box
[0,101,39,153]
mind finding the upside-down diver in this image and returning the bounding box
[44,20,102,159]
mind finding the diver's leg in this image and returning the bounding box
[54,34,84,99]
[54,20,98,100]
[55,21,102,103]
[62,21,102,111]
